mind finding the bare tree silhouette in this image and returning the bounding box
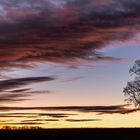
[123,60,140,106]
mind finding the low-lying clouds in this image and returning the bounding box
[0,0,139,70]
[0,104,139,114]
[0,104,139,127]
[0,112,76,126]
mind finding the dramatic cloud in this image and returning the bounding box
[0,104,139,114]
[0,0,139,70]
[0,76,55,103]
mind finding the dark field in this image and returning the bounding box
[0,128,140,139]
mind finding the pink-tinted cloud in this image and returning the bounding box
[0,0,139,71]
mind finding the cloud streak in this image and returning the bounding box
[0,104,139,114]
[0,113,76,118]
[65,119,102,122]
[0,76,55,103]
[0,76,55,91]
[21,119,59,122]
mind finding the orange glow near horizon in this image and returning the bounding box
[0,109,140,129]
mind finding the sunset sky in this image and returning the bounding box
[0,0,140,128]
